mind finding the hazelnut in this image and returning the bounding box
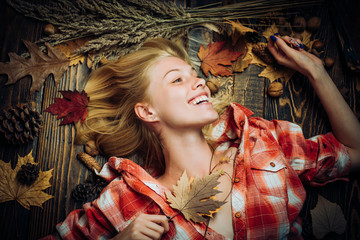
[292,16,306,33]
[267,82,283,98]
[43,24,56,35]
[206,78,220,94]
[84,140,99,156]
[307,17,321,32]
[278,21,292,36]
[312,40,324,51]
[324,57,334,68]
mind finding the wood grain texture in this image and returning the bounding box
[0,0,359,239]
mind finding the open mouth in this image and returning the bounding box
[190,95,210,105]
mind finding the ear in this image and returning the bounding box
[134,103,158,123]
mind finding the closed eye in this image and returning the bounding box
[172,78,182,83]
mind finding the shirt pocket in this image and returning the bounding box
[250,147,288,198]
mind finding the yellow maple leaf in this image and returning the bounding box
[166,170,225,223]
[259,65,295,83]
[55,38,91,66]
[0,151,53,210]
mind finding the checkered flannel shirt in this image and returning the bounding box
[42,102,350,240]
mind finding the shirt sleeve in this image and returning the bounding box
[270,119,351,186]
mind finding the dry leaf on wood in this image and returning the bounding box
[198,41,243,77]
[45,90,89,125]
[0,151,53,210]
[165,170,225,223]
[55,38,91,66]
[311,195,347,239]
[0,41,69,94]
[259,65,295,83]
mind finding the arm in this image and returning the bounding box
[267,35,360,171]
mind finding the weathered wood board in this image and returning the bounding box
[0,1,359,239]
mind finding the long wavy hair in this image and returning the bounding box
[75,38,192,173]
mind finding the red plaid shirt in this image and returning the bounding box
[42,103,350,240]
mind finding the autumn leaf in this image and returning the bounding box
[259,65,295,83]
[227,19,256,34]
[0,151,53,210]
[165,170,225,223]
[198,41,243,77]
[45,90,89,125]
[55,38,91,66]
[0,41,69,94]
[310,195,347,239]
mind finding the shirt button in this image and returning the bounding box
[234,177,240,183]
[270,162,276,167]
[240,121,245,127]
[235,212,241,218]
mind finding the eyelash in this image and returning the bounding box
[173,78,182,83]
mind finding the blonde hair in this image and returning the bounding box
[76,38,191,172]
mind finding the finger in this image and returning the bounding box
[141,227,163,240]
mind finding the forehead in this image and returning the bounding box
[150,56,192,79]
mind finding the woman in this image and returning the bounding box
[44,35,360,240]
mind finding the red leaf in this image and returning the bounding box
[45,90,89,125]
[197,41,243,77]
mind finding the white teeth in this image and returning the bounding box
[191,95,209,105]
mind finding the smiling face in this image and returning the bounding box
[145,56,219,131]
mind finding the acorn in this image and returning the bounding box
[307,17,321,32]
[324,57,334,68]
[292,16,306,33]
[267,82,283,98]
[312,40,324,51]
[84,140,99,156]
[43,24,56,35]
[206,78,220,94]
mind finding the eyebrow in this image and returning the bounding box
[163,67,196,79]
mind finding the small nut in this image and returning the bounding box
[43,24,56,35]
[307,17,321,32]
[324,57,334,68]
[292,16,306,33]
[85,140,99,156]
[312,40,324,51]
[278,21,292,36]
[267,82,283,98]
[206,78,220,94]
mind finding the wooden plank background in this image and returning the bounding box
[0,0,359,239]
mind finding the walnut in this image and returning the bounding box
[307,17,321,33]
[43,24,57,35]
[206,78,220,94]
[292,16,306,33]
[267,82,283,98]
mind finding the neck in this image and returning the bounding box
[157,128,213,190]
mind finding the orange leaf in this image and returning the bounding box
[55,37,91,66]
[198,41,243,77]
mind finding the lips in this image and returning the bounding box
[188,93,210,105]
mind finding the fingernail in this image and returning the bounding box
[270,35,277,42]
[299,43,304,49]
[274,33,279,36]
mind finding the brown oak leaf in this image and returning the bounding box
[0,41,69,94]
[0,150,53,210]
[198,41,243,77]
[165,170,225,223]
[45,90,89,125]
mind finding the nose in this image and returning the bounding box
[192,77,206,89]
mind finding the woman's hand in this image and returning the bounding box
[111,214,169,240]
[267,35,325,80]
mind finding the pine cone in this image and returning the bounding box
[245,32,263,44]
[71,183,93,202]
[17,163,40,185]
[0,103,43,144]
[252,43,277,65]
